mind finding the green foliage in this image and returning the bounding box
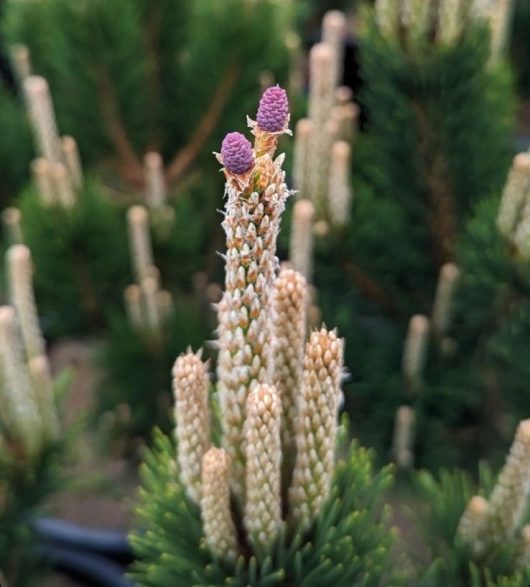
[0,443,62,586]
[17,178,130,337]
[3,0,290,183]
[357,15,513,282]
[130,427,400,587]
[0,369,71,586]
[310,8,517,468]
[152,180,223,291]
[510,0,530,96]
[0,85,33,202]
[97,300,210,449]
[412,468,530,586]
[452,194,530,423]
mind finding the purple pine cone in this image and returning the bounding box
[221,132,254,175]
[256,85,289,132]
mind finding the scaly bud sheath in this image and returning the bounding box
[7,244,45,359]
[308,44,336,132]
[432,263,460,339]
[391,406,415,469]
[23,76,62,164]
[156,290,174,324]
[497,153,530,240]
[437,0,465,45]
[487,419,530,541]
[516,525,530,570]
[216,136,291,502]
[289,199,315,283]
[0,306,41,455]
[127,205,154,284]
[310,117,339,219]
[289,328,344,528]
[2,208,23,246]
[335,86,353,105]
[402,314,430,392]
[244,384,282,551]
[29,354,59,442]
[286,32,304,99]
[9,44,31,87]
[31,158,55,206]
[375,0,400,38]
[141,276,161,332]
[489,0,514,61]
[51,163,76,208]
[331,102,359,144]
[328,140,352,228]
[173,351,211,504]
[292,118,313,198]
[307,44,337,214]
[124,285,143,329]
[402,0,434,39]
[272,269,307,455]
[251,85,291,158]
[144,152,167,209]
[201,447,239,561]
[457,495,489,556]
[61,136,83,189]
[321,11,346,92]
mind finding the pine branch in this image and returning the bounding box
[344,260,398,313]
[165,63,239,185]
[98,68,144,187]
[413,101,457,265]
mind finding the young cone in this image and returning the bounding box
[201,447,239,561]
[289,328,344,528]
[173,351,211,504]
[244,384,282,552]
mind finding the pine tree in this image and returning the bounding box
[130,85,399,587]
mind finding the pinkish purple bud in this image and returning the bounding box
[221,132,254,175]
[256,85,289,132]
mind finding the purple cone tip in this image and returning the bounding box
[256,85,289,133]
[221,132,254,175]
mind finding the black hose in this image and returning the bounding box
[32,518,133,564]
[36,544,134,587]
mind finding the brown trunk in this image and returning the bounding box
[165,64,239,185]
[413,102,457,266]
